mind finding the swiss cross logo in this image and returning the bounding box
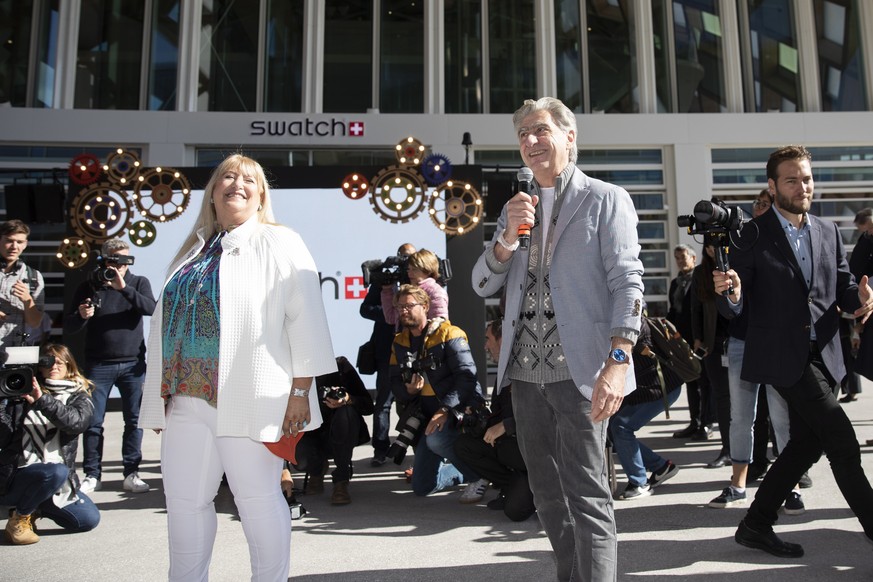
[344,276,368,299]
[349,121,365,137]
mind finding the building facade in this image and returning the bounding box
[1,0,872,324]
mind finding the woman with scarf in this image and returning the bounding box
[1,343,99,544]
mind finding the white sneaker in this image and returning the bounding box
[459,478,489,504]
[79,476,102,493]
[123,472,150,493]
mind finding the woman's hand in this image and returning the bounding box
[283,391,312,437]
[23,378,42,404]
[483,421,506,446]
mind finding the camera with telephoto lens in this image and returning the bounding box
[323,387,347,402]
[91,253,135,285]
[387,400,427,464]
[361,255,453,287]
[0,347,55,399]
[399,353,439,384]
[677,199,746,237]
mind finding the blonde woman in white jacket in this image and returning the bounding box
[139,154,335,582]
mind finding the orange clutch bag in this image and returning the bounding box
[263,432,304,464]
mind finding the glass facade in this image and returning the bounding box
[742,0,801,112]
[489,0,535,113]
[379,1,424,113]
[148,0,181,111]
[323,0,373,113]
[586,0,637,113]
[74,1,145,110]
[669,0,727,112]
[198,0,259,112]
[445,0,483,113]
[815,0,867,111]
[0,0,34,107]
[264,0,304,112]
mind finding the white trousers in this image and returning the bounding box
[161,396,290,582]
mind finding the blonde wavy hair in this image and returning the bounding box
[170,153,278,268]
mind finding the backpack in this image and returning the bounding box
[644,316,701,385]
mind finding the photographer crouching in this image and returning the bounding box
[0,344,99,544]
[388,285,487,498]
[292,356,374,505]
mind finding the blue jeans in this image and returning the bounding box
[727,338,791,464]
[610,389,681,487]
[83,359,146,478]
[372,359,394,455]
[0,463,99,532]
[513,379,616,582]
[411,423,479,496]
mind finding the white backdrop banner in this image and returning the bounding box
[132,188,446,385]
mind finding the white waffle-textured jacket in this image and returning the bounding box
[139,215,336,441]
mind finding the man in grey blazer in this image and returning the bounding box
[471,97,644,582]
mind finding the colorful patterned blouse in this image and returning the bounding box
[160,232,224,406]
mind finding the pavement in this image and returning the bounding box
[3,379,873,582]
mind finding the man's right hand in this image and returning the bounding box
[494,192,539,262]
[713,268,741,303]
[78,301,95,320]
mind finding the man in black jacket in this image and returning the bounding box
[64,238,156,494]
[715,145,873,557]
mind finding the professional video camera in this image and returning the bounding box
[399,353,439,384]
[0,346,54,399]
[91,252,135,285]
[678,198,748,294]
[387,401,427,464]
[360,255,453,287]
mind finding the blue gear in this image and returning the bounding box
[421,154,453,186]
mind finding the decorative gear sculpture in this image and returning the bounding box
[132,167,192,222]
[55,237,91,269]
[128,220,157,247]
[104,149,141,187]
[427,180,483,236]
[341,173,370,200]
[394,137,426,166]
[369,165,428,224]
[69,183,133,243]
[421,154,453,186]
[69,153,103,186]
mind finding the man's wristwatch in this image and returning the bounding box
[290,387,310,398]
[496,230,520,252]
[608,348,629,364]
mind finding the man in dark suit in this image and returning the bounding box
[714,145,873,558]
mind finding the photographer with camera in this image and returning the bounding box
[360,242,415,466]
[381,248,449,327]
[454,319,534,519]
[292,356,374,505]
[0,220,45,351]
[64,238,156,494]
[388,285,486,498]
[712,145,873,557]
[0,343,99,544]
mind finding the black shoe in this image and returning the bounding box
[798,472,813,489]
[672,424,699,439]
[706,453,732,469]
[839,393,858,403]
[747,461,770,483]
[692,425,713,441]
[370,453,388,467]
[487,492,507,511]
[735,520,804,558]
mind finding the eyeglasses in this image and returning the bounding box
[753,200,771,208]
[396,303,421,312]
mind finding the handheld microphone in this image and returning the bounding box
[516,167,534,249]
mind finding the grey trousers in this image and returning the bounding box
[512,379,617,582]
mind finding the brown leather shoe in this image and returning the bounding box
[5,511,40,545]
[331,481,351,505]
[305,472,325,495]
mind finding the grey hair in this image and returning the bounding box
[512,97,578,164]
[855,208,872,225]
[101,238,130,255]
[674,243,696,257]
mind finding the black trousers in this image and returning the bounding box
[295,405,363,483]
[454,432,535,521]
[746,350,873,538]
